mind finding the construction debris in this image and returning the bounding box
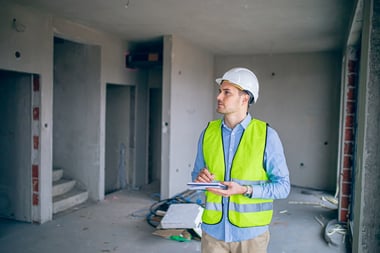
[322,195,339,205]
[153,229,193,242]
[147,190,204,242]
[314,216,325,227]
[159,204,203,234]
[324,219,347,246]
[288,195,338,210]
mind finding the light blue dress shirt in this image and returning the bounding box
[191,114,290,242]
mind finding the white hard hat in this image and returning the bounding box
[216,67,259,104]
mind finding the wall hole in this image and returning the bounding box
[15,51,21,59]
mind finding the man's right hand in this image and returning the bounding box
[195,168,215,183]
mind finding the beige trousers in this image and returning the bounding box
[201,230,270,253]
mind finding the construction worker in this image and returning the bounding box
[192,67,290,253]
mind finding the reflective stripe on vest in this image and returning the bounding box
[202,118,274,227]
[205,201,272,212]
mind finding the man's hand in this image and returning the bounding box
[207,181,247,197]
[195,168,215,183]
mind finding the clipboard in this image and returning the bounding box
[187,182,227,190]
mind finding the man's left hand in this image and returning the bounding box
[207,181,247,197]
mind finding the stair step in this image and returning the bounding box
[53,187,88,214]
[53,179,76,197]
[53,168,64,182]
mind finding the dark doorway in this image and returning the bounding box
[148,88,162,185]
[105,84,135,194]
[0,69,32,222]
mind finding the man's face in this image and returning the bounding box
[216,81,247,115]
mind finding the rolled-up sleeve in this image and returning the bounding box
[191,131,206,182]
[251,127,291,199]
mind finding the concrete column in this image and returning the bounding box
[352,0,380,251]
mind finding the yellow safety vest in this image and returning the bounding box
[202,118,273,227]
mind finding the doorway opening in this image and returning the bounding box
[105,84,135,194]
[148,87,162,187]
[0,69,32,222]
[53,37,101,211]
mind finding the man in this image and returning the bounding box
[192,67,290,253]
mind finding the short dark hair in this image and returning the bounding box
[244,90,254,104]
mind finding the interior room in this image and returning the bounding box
[0,0,379,252]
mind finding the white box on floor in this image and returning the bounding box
[160,203,203,236]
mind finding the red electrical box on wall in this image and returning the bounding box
[126,52,162,69]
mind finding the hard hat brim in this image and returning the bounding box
[216,79,244,91]
[215,78,223,85]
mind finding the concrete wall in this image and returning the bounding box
[352,0,380,251]
[162,35,214,198]
[53,17,143,200]
[0,2,54,223]
[215,52,341,191]
[0,2,141,222]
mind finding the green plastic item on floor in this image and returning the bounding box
[169,234,192,242]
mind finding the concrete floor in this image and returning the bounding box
[0,185,348,253]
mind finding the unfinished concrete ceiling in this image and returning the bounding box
[8,0,355,54]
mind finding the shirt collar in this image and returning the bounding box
[222,113,252,130]
[241,113,252,129]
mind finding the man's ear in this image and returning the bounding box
[242,93,250,104]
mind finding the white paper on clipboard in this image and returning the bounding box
[187,182,227,190]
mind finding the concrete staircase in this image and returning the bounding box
[52,168,89,214]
